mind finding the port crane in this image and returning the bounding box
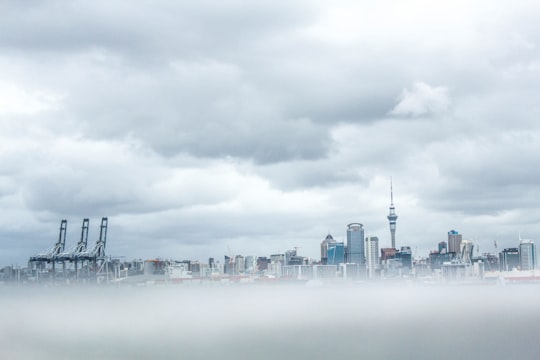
[28,219,67,274]
[29,217,109,280]
[29,219,67,263]
[77,217,108,274]
[57,218,89,262]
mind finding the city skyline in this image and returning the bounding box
[1,0,540,265]
[18,214,533,269]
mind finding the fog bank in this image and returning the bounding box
[0,285,538,359]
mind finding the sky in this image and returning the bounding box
[1,0,539,265]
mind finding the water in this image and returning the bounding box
[0,284,538,359]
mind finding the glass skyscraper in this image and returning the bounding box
[499,248,520,271]
[519,240,536,270]
[327,242,345,266]
[347,223,365,265]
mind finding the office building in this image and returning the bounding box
[438,242,447,254]
[270,254,285,264]
[519,240,536,270]
[365,235,379,278]
[234,255,245,274]
[448,230,462,255]
[499,248,520,272]
[381,248,397,261]
[244,255,257,274]
[285,249,297,265]
[347,223,365,265]
[224,255,233,275]
[257,257,270,271]
[327,242,345,266]
[320,234,336,265]
[397,246,412,270]
[429,251,452,270]
[460,240,474,265]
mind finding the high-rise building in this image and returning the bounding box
[387,179,398,249]
[365,235,379,278]
[224,255,233,275]
[347,223,365,265]
[499,248,520,272]
[320,234,336,264]
[460,240,474,265]
[397,246,412,270]
[244,255,257,273]
[380,248,397,261]
[429,251,452,270]
[519,240,536,270]
[270,254,285,264]
[257,257,271,271]
[234,255,245,274]
[448,230,462,255]
[438,242,447,254]
[285,249,304,266]
[327,242,345,266]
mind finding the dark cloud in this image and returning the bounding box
[0,0,315,58]
[420,132,540,215]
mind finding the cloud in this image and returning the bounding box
[1,0,540,264]
[389,82,451,117]
[0,82,63,116]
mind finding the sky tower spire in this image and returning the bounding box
[387,177,398,249]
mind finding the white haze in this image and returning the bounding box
[1,284,539,359]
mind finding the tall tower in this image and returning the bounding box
[387,179,398,249]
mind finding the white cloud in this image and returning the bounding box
[0,82,63,116]
[389,82,450,117]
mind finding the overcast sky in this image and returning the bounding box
[1,0,539,265]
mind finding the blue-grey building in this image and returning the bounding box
[519,240,536,270]
[320,234,336,265]
[397,246,412,270]
[347,223,365,265]
[499,248,520,271]
[327,242,345,266]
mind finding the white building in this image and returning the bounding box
[365,235,379,279]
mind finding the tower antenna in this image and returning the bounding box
[387,177,398,249]
[390,177,394,205]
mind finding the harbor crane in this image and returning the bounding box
[29,217,109,279]
[57,218,89,262]
[78,217,108,262]
[29,219,67,263]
